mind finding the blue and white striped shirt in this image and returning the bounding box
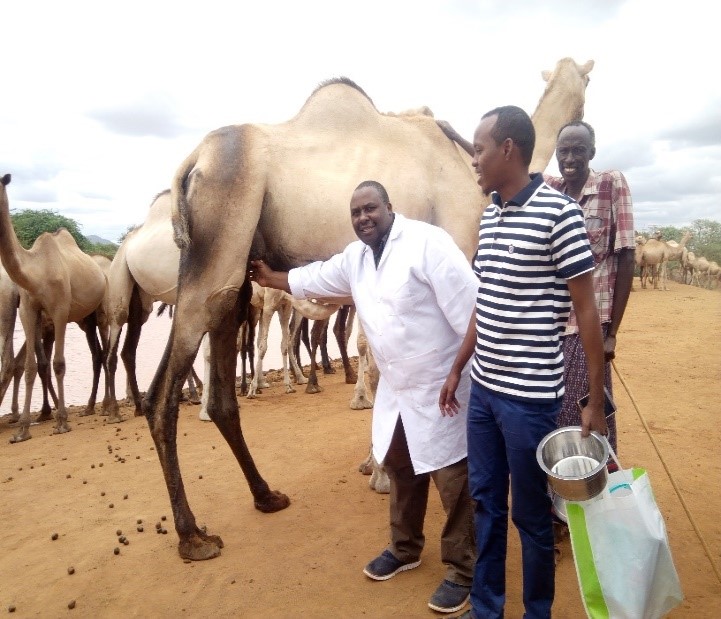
[471,174,594,402]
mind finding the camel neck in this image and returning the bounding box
[0,184,32,290]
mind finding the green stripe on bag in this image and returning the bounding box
[567,502,609,619]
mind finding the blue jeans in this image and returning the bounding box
[467,382,558,619]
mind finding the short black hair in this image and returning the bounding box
[481,105,535,166]
[355,180,390,204]
[557,120,596,148]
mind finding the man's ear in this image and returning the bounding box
[589,146,596,161]
[504,137,514,160]
[387,201,393,213]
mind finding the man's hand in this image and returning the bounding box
[439,370,461,417]
[248,260,291,293]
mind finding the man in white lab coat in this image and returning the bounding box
[250,180,478,615]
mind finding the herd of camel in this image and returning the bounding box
[635,229,720,291]
[3,56,672,562]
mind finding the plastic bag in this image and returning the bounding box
[566,468,683,619]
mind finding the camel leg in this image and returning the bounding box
[319,319,335,374]
[206,299,289,515]
[11,306,41,442]
[247,308,272,398]
[2,342,25,424]
[186,367,202,404]
[350,326,375,410]
[104,322,123,417]
[199,334,211,421]
[120,290,147,416]
[35,330,56,422]
[333,305,357,384]
[304,319,326,394]
[142,313,217,560]
[277,303,295,394]
[49,316,71,435]
[288,311,308,385]
[79,312,104,418]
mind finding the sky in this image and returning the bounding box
[1,0,719,244]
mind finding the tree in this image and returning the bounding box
[10,209,91,251]
[690,219,721,264]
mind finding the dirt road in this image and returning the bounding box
[1,281,719,618]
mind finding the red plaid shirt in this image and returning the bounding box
[544,169,634,334]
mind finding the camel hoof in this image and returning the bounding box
[178,530,224,561]
[358,460,373,475]
[254,490,291,513]
[78,409,96,417]
[134,408,145,418]
[345,371,358,384]
[370,469,390,494]
[188,396,201,405]
[323,366,337,375]
[285,385,296,394]
[305,383,322,395]
[350,397,374,410]
[246,392,258,400]
[106,415,124,424]
[34,411,53,423]
[9,430,32,443]
[6,413,20,424]
[295,376,308,385]
[199,409,211,422]
[53,425,72,435]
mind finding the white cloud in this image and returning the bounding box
[0,0,718,242]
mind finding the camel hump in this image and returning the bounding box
[292,77,379,129]
[1,173,10,186]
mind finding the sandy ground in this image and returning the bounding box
[0,281,719,618]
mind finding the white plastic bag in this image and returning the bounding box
[566,468,683,619]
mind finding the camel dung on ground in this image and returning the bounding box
[143,57,594,561]
[0,174,107,443]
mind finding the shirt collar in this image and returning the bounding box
[556,168,600,199]
[491,172,544,208]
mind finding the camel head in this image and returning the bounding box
[1,174,10,187]
[538,58,594,119]
[635,235,647,246]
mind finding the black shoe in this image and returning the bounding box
[428,579,471,613]
[362,549,421,581]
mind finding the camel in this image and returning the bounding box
[0,174,107,442]
[639,231,692,290]
[707,260,720,289]
[103,191,210,419]
[142,57,593,561]
[689,254,711,287]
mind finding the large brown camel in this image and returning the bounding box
[639,231,692,290]
[0,174,107,442]
[142,57,594,561]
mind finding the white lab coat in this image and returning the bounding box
[288,214,477,474]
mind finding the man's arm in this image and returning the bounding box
[566,271,607,437]
[439,309,476,417]
[436,120,474,157]
[605,248,635,361]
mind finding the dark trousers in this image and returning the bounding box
[384,417,476,586]
[467,382,558,619]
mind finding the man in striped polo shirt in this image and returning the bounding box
[439,106,608,619]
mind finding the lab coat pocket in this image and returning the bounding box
[387,348,444,391]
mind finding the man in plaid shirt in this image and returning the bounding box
[544,120,635,455]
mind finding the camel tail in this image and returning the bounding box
[170,154,197,250]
